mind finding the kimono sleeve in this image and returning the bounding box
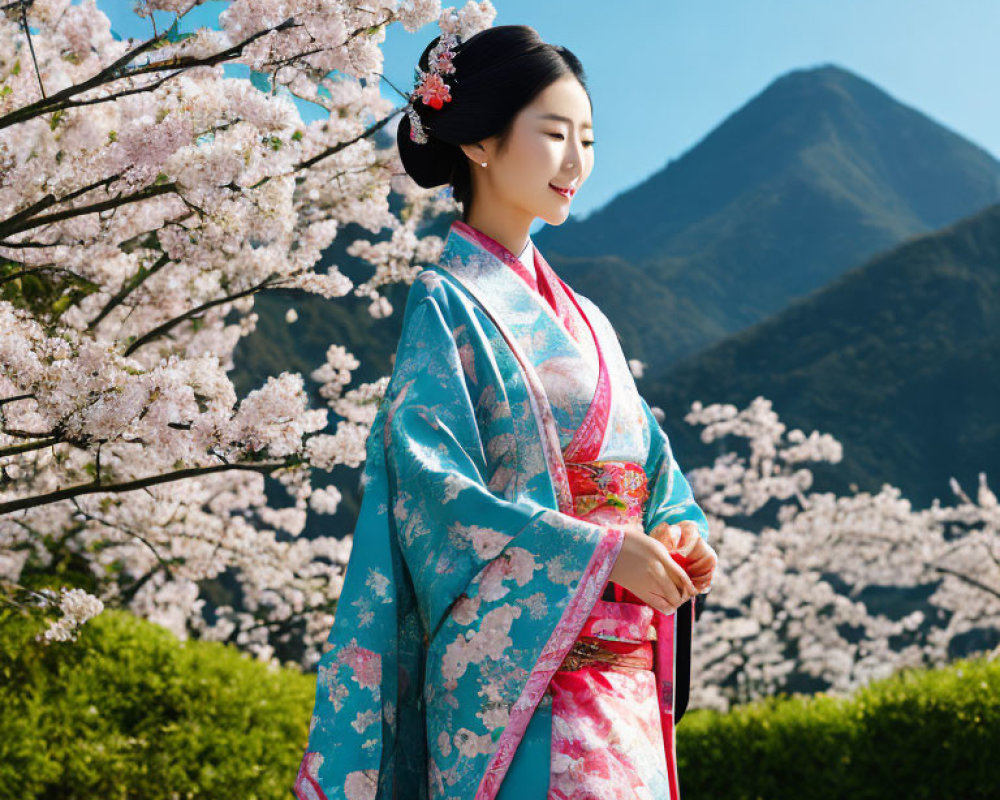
[640,396,710,544]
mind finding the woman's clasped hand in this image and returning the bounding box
[650,520,717,596]
[608,520,718,617]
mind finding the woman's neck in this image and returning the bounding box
[462,211,532,261]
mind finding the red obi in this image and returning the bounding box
[564,459,650,526]
[564,459,650,606]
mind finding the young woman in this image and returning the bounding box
[295,25,717,800]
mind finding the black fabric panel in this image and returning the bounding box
[675,593,708,725]
[674,598,692,724]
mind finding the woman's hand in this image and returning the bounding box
[608,523,699,616]
[649,520,717,595]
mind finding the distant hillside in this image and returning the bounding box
[641,202,1000,510]
[537,63,1000,370]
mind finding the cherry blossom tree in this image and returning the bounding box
[670,396,999,711]
[0,0,496,666]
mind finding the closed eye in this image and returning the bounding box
[548,133,595,146]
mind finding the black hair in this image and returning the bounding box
[396,25,591,221]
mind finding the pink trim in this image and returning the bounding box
[293,752,329,800]
[537,249,612,463]
[531,246,583,342]
[475,524,626,800]
[653,605,681,799]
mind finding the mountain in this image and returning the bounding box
[639,202,1000,510]
[536,63,1000,370]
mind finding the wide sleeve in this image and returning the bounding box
[640,395,710,544]
[296,274,626,800]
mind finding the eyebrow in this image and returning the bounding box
[536,112,593,129]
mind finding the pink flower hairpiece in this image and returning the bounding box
[406,32,461,144]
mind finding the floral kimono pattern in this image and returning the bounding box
[294,219,710,800]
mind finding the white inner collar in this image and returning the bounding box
[517,238,535,280]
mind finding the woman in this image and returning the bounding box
[294,25,717,800]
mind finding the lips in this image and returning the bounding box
[549,182,576,198]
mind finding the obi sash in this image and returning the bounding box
[565,459,650,604]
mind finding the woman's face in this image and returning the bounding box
[461,74,595,229]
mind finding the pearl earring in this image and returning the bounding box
[481,161,487,167]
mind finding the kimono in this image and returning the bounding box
[294,219,711,800]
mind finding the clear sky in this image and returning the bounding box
[94,1,1000,225]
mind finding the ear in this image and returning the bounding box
[458,140,489,166]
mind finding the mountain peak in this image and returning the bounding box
[537,62,1000,266]
[531,64,1000,373]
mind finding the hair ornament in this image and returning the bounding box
[406,32,461,144]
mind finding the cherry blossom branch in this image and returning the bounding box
[0,459,292,515]
[1,114,392,249]
[0,167,145,238]
[18,0,47,100]
[0,182,181,241]
[0,437,60,458]
[3,8,401,134]
[932,564,1000,601]
[123,274,278,356]
[0,262,95,287]
[86,252,171,331]
[0,18,299,131]
[294,105,403,171]
[70,500,179,585]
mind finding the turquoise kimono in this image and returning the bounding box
[294,219,710,800]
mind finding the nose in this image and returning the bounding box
[563,136,587,180]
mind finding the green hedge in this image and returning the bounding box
[0,609,314,800]
[2,608,998,798]
[677,652,1000,799]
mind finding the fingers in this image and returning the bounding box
[674,521,702,557]
[686,559,714,578]
[647,591,678,616]
[676,567,697,598]
[665,571,696,604]
[648,590,691,616]
[649,522,679,549]
[648,535,698,599]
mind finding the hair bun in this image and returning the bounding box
[396,112,459,188]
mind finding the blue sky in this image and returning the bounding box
[95,1,1000,225]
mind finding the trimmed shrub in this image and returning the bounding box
[678,652,1000,799]
[0,609,314,800]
